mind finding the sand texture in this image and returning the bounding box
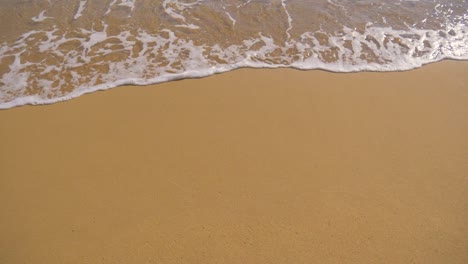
[1,61,467,263]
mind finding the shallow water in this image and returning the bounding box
[0,0,467,108]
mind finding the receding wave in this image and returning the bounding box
[0,0,467,109]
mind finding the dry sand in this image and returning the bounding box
[1,60,467,263]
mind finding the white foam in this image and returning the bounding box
[73,0,87,20]
[2,20,468,109]
[237,0,253,8]
[32,10,51,22]
[162,0,204,29]
[162,0,187,21]
[118,0,136,12]
[104,0,136,15]
[281,0,293,39]
[175,24,200,30]
[223,7,236,27]
[104,0,118,15]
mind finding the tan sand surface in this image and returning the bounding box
[1,61,467,263]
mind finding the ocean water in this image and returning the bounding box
[0,0,467,108]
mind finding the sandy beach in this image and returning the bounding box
[1,60,467,263]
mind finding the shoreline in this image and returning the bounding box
[1,58,467,110]
[1,60,467,263]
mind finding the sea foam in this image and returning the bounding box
[0,0,467,109]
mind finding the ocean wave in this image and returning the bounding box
[0,0,467,109]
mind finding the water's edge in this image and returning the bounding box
[1,0,467,109]
[1,58,463,110]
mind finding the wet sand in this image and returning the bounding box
[1,61,467,263]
